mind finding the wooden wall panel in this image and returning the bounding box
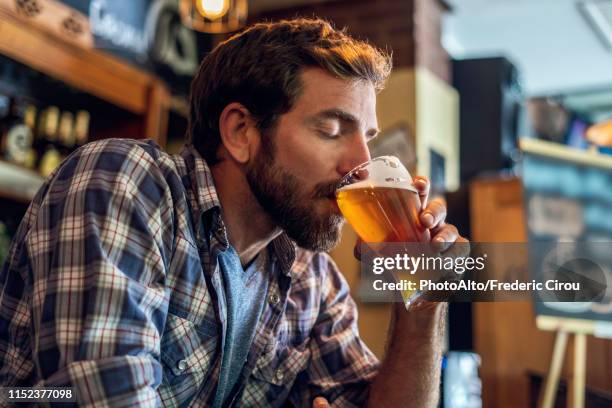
[470,178,612,407]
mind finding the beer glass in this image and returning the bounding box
[336,156,430,305]
[336,156,429,243]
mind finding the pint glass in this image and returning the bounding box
[335,156,430,304]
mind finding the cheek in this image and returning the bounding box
[279,139,338,182]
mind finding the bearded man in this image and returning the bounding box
[0,18,468,407]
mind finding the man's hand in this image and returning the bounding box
[313,397,330,407]
[410,176,470,310]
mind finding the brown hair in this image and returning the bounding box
[187,18,392,164]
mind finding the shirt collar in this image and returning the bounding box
[180,144,222,215]
[180,144,296,276]
[271,235,297,277]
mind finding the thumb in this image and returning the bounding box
[313,396,331,408]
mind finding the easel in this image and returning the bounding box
[536,316,595,408]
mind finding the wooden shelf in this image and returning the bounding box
[0,8,169,144]
[0,160,44,204]
[0,5,175,205]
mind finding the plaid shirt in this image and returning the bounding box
[0,139,379,407]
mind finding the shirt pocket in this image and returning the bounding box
[246,341,311,404]
[160,313,219,397]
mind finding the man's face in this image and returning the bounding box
[247,68,379,251]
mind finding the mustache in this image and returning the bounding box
[313,180,342,199]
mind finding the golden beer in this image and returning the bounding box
[336,184,428,243]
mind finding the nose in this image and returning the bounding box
[337,133,371,177]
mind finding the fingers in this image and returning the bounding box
[420,197,447,230]
[430,223,459,252]
[313,397,331,408]
[412,176,429,209]
[441,236,471,259]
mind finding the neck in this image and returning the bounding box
[211,161,282,267]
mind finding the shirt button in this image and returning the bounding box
[177,359,188,371]
[275,369,284,382]
[268,293,280,306]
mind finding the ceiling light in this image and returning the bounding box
[196,0,230,20]
[180,0,247,33]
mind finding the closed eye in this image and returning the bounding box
[317,130,341,139]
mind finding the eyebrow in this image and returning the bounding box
[309,109,380,138]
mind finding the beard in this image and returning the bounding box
[246,138,344,252]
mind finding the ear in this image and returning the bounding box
[218,102,259,164]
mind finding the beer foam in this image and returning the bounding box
[337,178,418,192]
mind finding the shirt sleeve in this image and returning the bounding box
[23,140,173,406]
[290,253,381,407]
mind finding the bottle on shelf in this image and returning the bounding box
[0,96,36,167]
[22,104,38,169]
[74,110,90,148]
[38,106,62,178]
[57,110,75,158]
